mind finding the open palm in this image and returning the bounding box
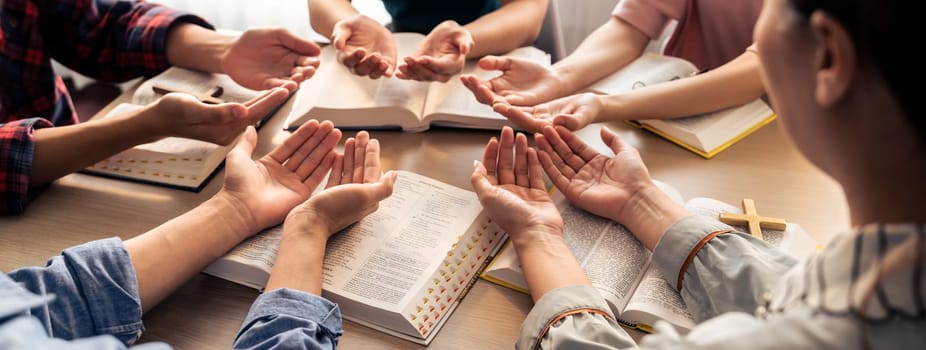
[332,15,396,78]
[397,20,473,82]
[493,93,602,133]
[471,127,563,236]
[535,125,653,221]
[222,28,322,91]
[222,120,342,231]
[461,56,564,107]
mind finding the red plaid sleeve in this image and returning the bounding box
[45,0,213,82]
[0,118,53,215]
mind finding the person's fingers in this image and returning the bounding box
[369,60,389,79]
[527,148,546,190]
[294,128,343,179]
[514,133,530,187]
[228,126,258,163]
[454,34,474,56]
[326,153,344,189]
[481,137,500,185]
[290,66,317,81]
[541,125,586,173]
[332,25,351,50]
[477,55,512,72]
[283,121,336,172]
[537,148,572,192]
[600,126,634,156]
[535,132,576,179]
[497,126,516,185]
[339,48,366,69]
[369,170,398,202]
[268,119,321,164]
[353,53,384,77]
[352,131,370,182]
[493,103,544,133]
[552,114,583,131]
[555,125,599,162]
[262,78,298,91]
[341,137,356,185]
[363,138,382,183]
[244,87,289,118]
[406,58,446,82]
[305,151,337,188]
[470,160,497,201]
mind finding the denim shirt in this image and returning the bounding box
[0,238,343,349]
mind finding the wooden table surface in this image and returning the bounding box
[0,90,850,349]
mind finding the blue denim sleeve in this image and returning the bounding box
[5,237,145,345]
[234,288,343,350]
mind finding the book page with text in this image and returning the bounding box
[622,266,696,331]
[202,225,282,290]
[554,192,651,313]
[322,171,484,311]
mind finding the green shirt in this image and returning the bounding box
[383,0,500,33]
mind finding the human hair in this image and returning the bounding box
[788,0,924,145]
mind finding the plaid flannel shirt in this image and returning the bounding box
[0,0,210,215]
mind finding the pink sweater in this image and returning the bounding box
[613,0,761,71]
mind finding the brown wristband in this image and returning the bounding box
[676,229,734,291]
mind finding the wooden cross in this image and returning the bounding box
[718,198,787,240]
[152,84,225,104]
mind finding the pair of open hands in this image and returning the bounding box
[471,125,658,242]
[218,119,396,241]
[461,57,606,133]
[333,15,473,82]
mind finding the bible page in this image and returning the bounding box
[553,192,651,315]
[622,266,696,331]
[321,171,484,312]
[202,225,282,290]
[286,34,430,131]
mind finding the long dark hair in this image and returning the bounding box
[789,0,923,144]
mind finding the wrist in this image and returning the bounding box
[125,106,166,144]
[598,93,628,122]
[615,184,689,250]
[282,209,332,242]
[509,223,565,250]
[211,191,260,239]
[166,23,235,73]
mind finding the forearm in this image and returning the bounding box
[598,51,765,121]
[265,222,329,295]
[463,0,548,58]
[512,229,591,302]
[124,192,255,312]
[309,0,360,39]
[552,16,649,96]
[165,23,236,73]
[29,111,160,186]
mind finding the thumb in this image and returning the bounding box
[196,102,247,125]
[454,33,474,56]
[275,28,322,56]
[229,126,258,160]
[332,25,351,50]
[552,114,583,131]
[469,160,494,197]
[477,56,511,72]
[369,171,398,201]
[600,126,631,154]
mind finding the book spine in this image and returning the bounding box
[403,214,504,338]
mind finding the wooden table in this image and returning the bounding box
[0,92,849,349]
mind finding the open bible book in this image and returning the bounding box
[586,53,776,159]
[284,33,550,132]
[481,184,817,333]
[203,171,507,345]
[81,67,276,191]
